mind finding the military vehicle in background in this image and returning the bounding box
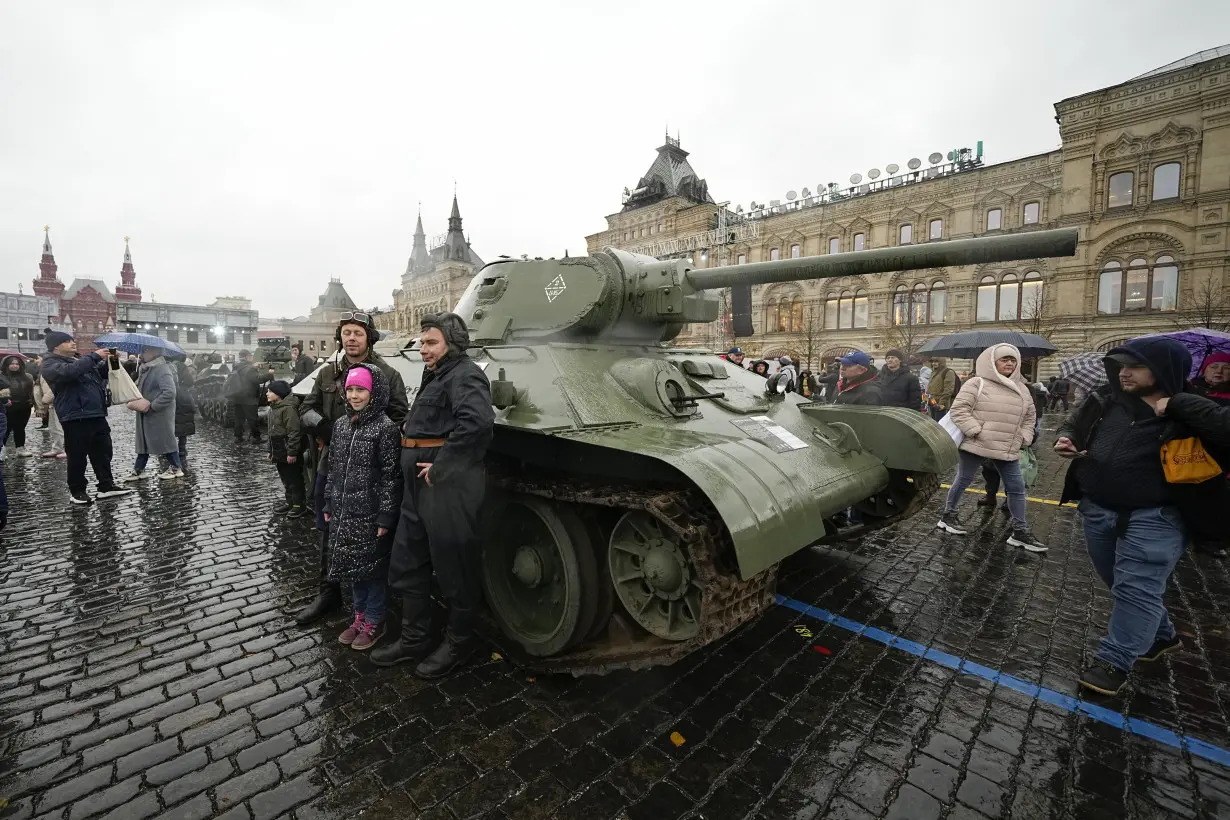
[379,228,1079,675]
[257,334,296,383]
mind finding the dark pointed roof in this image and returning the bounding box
[444,195,468,261]
[407,209,431,275]
[317,279,357,311]
[43,226,53,255]
[622,134,715,212]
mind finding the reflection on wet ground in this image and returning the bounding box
[1,413,1229,819]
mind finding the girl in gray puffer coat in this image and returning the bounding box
[323,363,402,651]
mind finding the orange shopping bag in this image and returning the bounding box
[1160,437,1223,484]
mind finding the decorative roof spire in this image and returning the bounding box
[33,225,64,299]
[407,203,431,276]
[445,194,467,261]
[115,235,142,302]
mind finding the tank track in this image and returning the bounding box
[486,471,778,676]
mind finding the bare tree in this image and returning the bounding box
[792,301,824,372]
[1011,286,1061,337]
[883,291,927,358]
[1172,277,1230,332]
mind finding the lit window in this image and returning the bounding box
[766,299,779,332]
[790,297,803,331]
[737,253,746,265]
[853,233,865,251]
[998,274,1019,321]
[790,244,801,259]
[929,282,947,324]
[1023,202,1040,224]
[829,237,840,254]
[912,283,928,325]
[986,209,1002,231]
[977,276,997,322]
[770,248,780,261]
[1108,172,1134,208]
[1153,163,1180,200]
[899,224,913,244]
[892,285,908,326]
[929,219,942,240]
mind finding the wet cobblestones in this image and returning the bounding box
[2,412,1230,818]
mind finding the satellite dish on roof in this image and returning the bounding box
[928,152,943,165]
[868,168,881,180]
[749,201,758,210]
[801,188,811,198]
[849,173,862,185]
[886,163,900,175]
[908,157,922,170]
[786,190,796,201]
[735,204,743,213]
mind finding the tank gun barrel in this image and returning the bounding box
[684,228,1078,291]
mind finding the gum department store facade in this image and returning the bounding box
[586,46,1230,376]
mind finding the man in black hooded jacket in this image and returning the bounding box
[1056,336,1230,696]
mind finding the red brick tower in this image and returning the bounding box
[114,236,142,303]
[32,225,65,300]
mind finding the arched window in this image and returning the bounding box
[1023,202,1040,225]
[892,285,908,326]
[838,290,853,328]
[853,233,866,251]
[853,289,869,329]
[766,298,778,331]
[770,247,780,261]
[986,209,1002,231]
[899,224,913,244]
[1153,163,1181,200]
[929,219,943,240]
[777,297,790,332]
[998,274,1019,320]
[929,282,947,324]
[1098,255,1178,314]
[824,292,838,329]
[829,237,840,254]
[790,297,804,331]
[1020,271,1044,319]
[737,253,746,265]
[911,283,928,325]
[977,276,997,322]
[1108,172,1134,208]
[790,244,801,259]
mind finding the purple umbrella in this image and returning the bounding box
[1135,328,1230,378]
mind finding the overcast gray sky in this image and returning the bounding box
[2,1,1226,319]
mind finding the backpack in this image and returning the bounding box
[224,367,246,400]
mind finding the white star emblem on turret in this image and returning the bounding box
[545,275,566,302]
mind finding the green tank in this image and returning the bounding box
[383,228,1079,674]
[257,336,295,382]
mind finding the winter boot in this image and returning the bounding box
[370,596,435,667]
[293,530,342,626]
[413,605,477,679]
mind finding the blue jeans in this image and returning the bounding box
[352,578,387,624]
[135,451,181,472]
[1079,499,1187,672]
[944,450,1027,529]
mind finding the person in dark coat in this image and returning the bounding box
[1049,376,1071,412]
[373,312,495,679]
[323,364,402,652]
[290,344,317,386]
[0,405,8,530]
[226,350,270,443]
[293,312,409,626]
[877,349,921,410]
[1,355,36,456]
[1056,337,1230,696]
[833,351,882,405]
[124,348,182,480]
[173,361,196,461]
[266,380,305,517]
[40,332,132,506]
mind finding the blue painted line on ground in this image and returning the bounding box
[776,594,1230,768]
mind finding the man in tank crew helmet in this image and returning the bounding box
[372,311,495,678]
[293,311,409,626]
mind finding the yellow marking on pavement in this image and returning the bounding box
[940,483,1076,508]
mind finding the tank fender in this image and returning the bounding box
[797,405,958,474]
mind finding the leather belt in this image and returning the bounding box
[402,437,446,448]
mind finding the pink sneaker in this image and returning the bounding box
[41,450,60,458]
[351,619,385,652]
[56,453,66,460]
[338,613,365,646]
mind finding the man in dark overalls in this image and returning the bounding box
[372,312,494,679]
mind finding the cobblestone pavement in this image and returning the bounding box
[3,411,1230,820]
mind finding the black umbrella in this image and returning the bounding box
[917,330,1058,359]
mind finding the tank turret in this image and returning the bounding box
[465,228,1078,344]
[384,227,1080,675]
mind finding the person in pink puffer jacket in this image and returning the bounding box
[935,343,1045,552]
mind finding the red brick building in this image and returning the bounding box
[32,229,142,351]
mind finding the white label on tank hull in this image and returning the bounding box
[545,275,566,302]
[729,415,810,452]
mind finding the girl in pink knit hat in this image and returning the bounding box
[322,364,402,651]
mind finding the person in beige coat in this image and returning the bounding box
[32,375,65,459]
[935,343,1045,552]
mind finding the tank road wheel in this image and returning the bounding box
[482,495,599,657]
[609,511,701,642]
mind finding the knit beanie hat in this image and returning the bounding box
[345,366,373,392]
[268,380,292,399]
[885,348,905,361]
[45,330,73,351]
